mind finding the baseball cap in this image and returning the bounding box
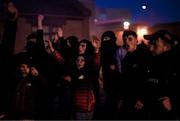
[143,30,174,45]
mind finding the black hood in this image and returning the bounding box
[100,31,117,65]
[79,39,94,56]
[101,31,116,43]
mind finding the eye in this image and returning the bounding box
[103,36,110,41]
[128,37,133,41]
[80,43,86,47]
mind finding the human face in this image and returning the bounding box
[149,38,170,56]
[76,56,85,69]
[20,64,30,77]
[123,35,138,52]
[79,42,87,54]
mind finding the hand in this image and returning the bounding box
[30,67,38,76]
[92,36,101,51]
[99,78,104,89]
[38,14,44,22]
[0,113,7,119]
[7,3,17,14]
[63,75,71,82]
[37,14,44,29]
[53,34,59,43]
[88,90,95,111]
[110,65,116,70]
[7,2,18,21]
[56,27,63,38]
[160,96,172,111]
[45,40,54,54]
[135,100,144,110]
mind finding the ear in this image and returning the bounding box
[136,39,138,43]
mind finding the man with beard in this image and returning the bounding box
[143,30,179,119]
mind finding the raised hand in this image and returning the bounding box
[6,2,18,21]
[30,67,39,76]
[45,39,55,54]
[63,75,72,82]
[38,14,44,30]
[38,14,44,22]
[134,100,144,110]
[53,34,59,43]
[160,96,172,111]
[56,27,63,38]
[92,35,101,53]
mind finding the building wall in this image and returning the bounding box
[149,23,180,37]
[94,8,132,43]
[14,16,89,54]
[63,19,89,40]
[95,8,131,22]
[78,0,131,40]
[78,0,133,43]
[78,0,96,39]
[15,18,32,54]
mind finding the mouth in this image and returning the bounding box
[124,44,130,49]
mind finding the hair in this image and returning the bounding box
[26,33,37,41]
[65,36,79,48]
[122,30,137,40]
[79,39,94,55]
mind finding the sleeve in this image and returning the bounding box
[36,29,46,53]
[52,50,64,64]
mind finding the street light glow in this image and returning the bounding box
[142,5,147,9]
[123,21,130,30]
[137,26,148,43]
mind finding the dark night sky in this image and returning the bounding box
[96,0,180,25]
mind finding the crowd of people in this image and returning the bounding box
[0,0,180,120]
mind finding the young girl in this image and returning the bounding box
[72,55,96,120]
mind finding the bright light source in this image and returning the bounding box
[142,5,147,9]
[137,27,148,43]
[140,28,148,35]
[123,21,130,30]
[94,18,98,23]
[123,21,130,26]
